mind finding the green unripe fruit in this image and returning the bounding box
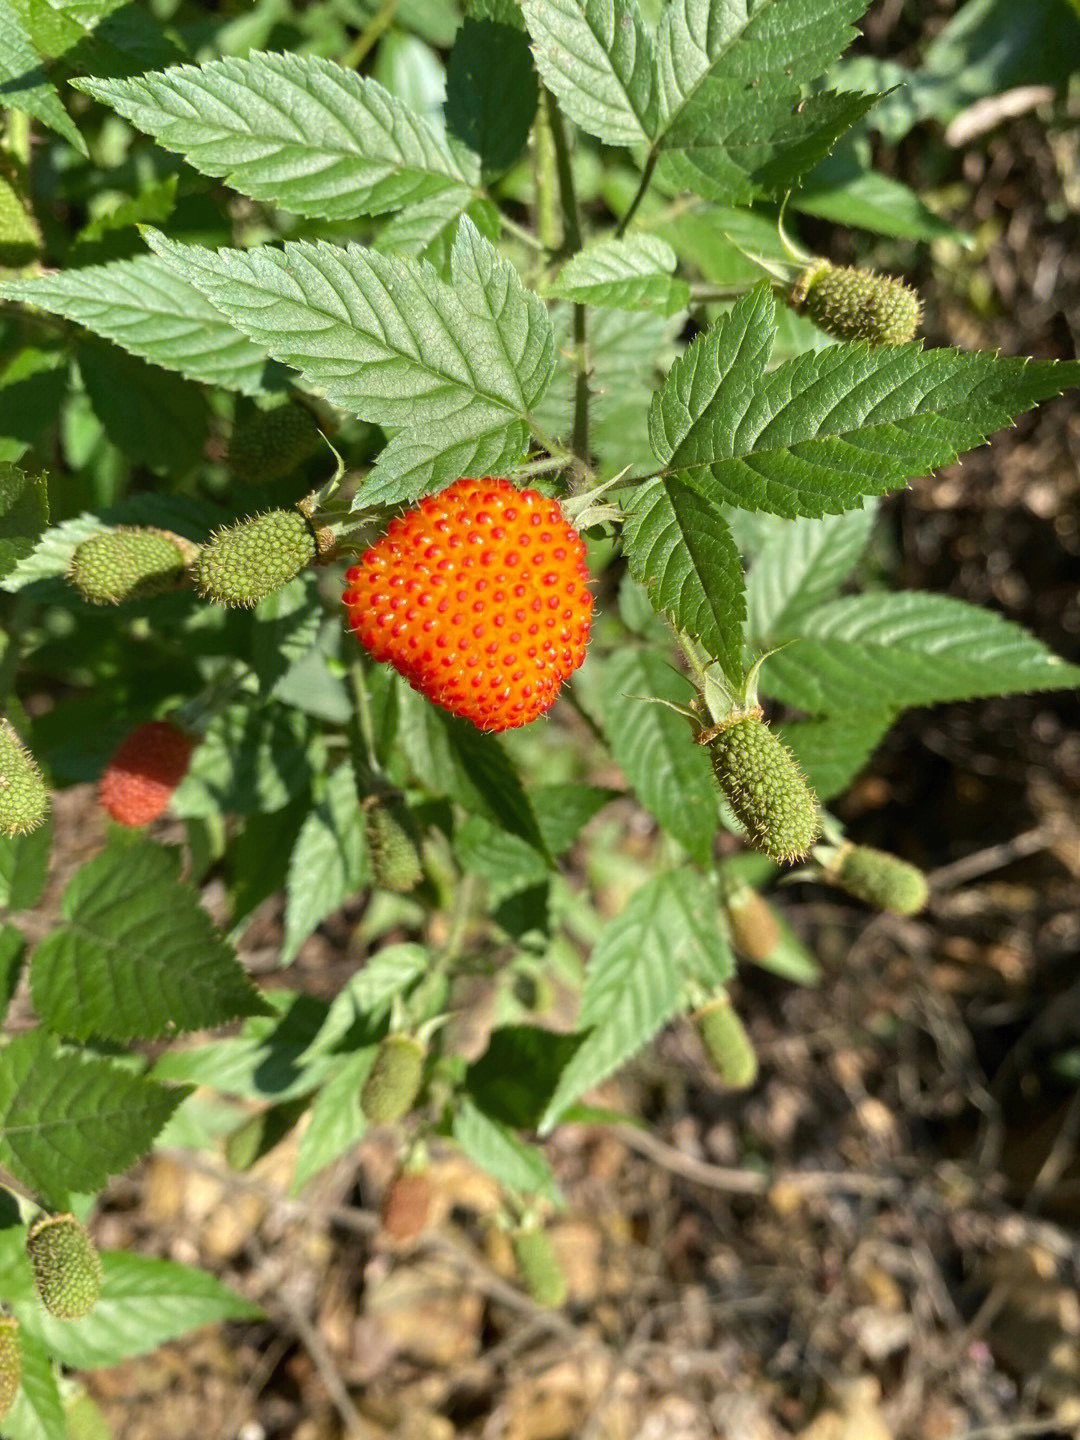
[26,1214,102,1321]
[196,509,318,608]
[791,261,922,346]
[361,1034,425,1125]
[68,527,197,605]
[831,843,929,916]
[364,796,423,892]
[0,719,48,837]
[227,404,321,485]
[695,994,759,1090]
[511,1225,568,1308]
[722,884,781,963]
[0,1316,22,1421]
[705,711,820,863]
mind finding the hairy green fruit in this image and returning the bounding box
[830,843,929,915]
[695,994,759,1090]
[0,719,48,837]
[361,1034,425,1125]
[227,404,321,484]
[364,795,423,892]
[721,880,781,962]
[511,1225,568,1308]
[196,509,318,608]
[26,1214,102,1321]
[0,1316,22,1421]
[791,261,922,345]
[68,527,197,605]
[705,711,820,863]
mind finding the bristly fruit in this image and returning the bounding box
[695,994,759,1090]
[227,403,321,485]
[361,1034,425,1125]
[364,794,423,892]
[67,527,197,605]
[99,720,196,827]
[704,709,820,863]
[343,477,593,732]
[0,718,48,837]
[0,1316,21,1421]
[511,1224,568,1308]
[829,843,929,916]
[26,1214,102,1321]
[790,260,922,346]
[196,509,318,608]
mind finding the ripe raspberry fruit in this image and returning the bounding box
[343,478,593,732]
[26,1214,102,1321]
[0,1315,22,1421]
[99,720,196,827]
[790,260,922,346]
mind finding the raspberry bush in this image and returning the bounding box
[0,0,1078,1430]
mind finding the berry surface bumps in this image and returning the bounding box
[99,721,196,827]
[343,478,592,732]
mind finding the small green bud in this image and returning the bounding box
[26,1214,102,1321]
[0,719,48,837]
[830,843,929,916]
[511,1225,568,1308]
[705,711,820,863]
[0,1316,22,1422]
[722,883,781,963]
[196,509,317,608]
[68,527,197,605]
[791,260,921,346]
[361,1034,425,1125]
[364,795,423,892]
[695,994,759,1090]
[227,404,321,485]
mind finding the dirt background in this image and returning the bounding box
[33,4,1080,1439]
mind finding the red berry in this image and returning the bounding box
[99,721,196,826]
[343,478,593,732]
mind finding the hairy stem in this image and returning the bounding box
[616,150,658,237]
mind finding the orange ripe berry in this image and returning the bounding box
[98,721,196,826]
[343,478,593,732]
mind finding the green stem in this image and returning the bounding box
[498,210,547,254]
[533,90,563,253]
[4,110,30,167]
[545,97,581,257]
[542,100,591,465]
[616,150,658,237]
[690,281,759,302]
[343,0,401,68]
[571,302,589,467]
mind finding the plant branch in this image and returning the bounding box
[616,150,658,237]
[343,0,401,68]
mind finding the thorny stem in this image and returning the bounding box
[342,0,401,68]
[616,150,658,237]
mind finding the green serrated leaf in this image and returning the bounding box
[745,506,876,644]
[30,837,270,1043]
[0,464,48,582]
[520,0,658,146]
[0,927,25,1030]
[0,256,273,396]
[302,945,431,1060]
[0,7,87,154]
[762,591,1080,713]
[358,414,530,511]
[622,474,745,684]
[282,762,369,965]
[291,1048,372,1193]
[9,1248,259,1370]
[0,1030,188,1204]
[541,869,732,1129]
[792,136,966,242]
[396,681,548,853]
[550,234,688,314]
[453,1096,561,1203]
[652,282,1080,520]
[454,814,550,904]
[171,705,314,819]
[466,1025,584,1128]
[75,52,474,220]
[446,16,538,175]
[75,339,210,475]
[578,648,718,864]
[530,783,619,854]
[146,218,553,475]
[778,711,893,801]
[5,1326,64,1440]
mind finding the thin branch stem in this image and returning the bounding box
[616,150,658,237]
[498,209,547,253]
[342,0,401,68]
[533,90,563,253]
